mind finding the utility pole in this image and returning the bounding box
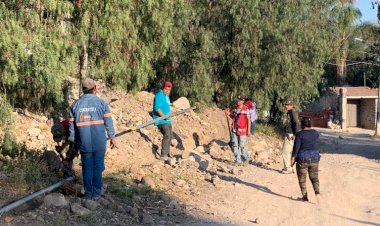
[364,72,366,87]
[377,80,380,136]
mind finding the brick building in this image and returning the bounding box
[304,86,378,130]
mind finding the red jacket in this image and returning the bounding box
[231,105,250,136]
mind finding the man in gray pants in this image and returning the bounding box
[281,100,300,174]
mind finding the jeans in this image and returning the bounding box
[81,149,106,199]
[232,132,249,163]
[158,123,172,158]
[250,121,256,136]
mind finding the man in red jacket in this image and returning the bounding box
[229,95,251,165]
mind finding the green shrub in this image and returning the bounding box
[1,156,57,189]
[0,95,13,126]
[256,122,284,139]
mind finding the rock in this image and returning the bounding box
[173,179,186,187]
[71,203,91,216]
[194,146,206,154]
[172,97,191,110]
[129,165,146,181]
[126,206,133,214]
[208,142,223,157]
[212,175,221,186]
[181,150,191,159]
[141,176,156,189]
[199,159,212,172]
[142,212,154,225]
[217,165,229,173]
[205,173,213,182]
[98,197,110,207]
[82,199,99,211]
[130,207,139,217]
[44,193,68,208]
[170,139,178,147]
[188,155,196,162]
[168,200,180,210]
[167,157,176,166]
[27,128,41,137]
[229,168,238,175]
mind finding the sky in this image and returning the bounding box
[355,0,378,24]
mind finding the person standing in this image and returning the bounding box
[69,78,116,200]
[230,96,251,165]
[244,97,258,136]
[281,100,300,174]
[153,81,173,162]
[291,117,321,202]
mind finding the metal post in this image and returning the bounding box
[376,81,380,136]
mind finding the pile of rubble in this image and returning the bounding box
[0,81,284,225]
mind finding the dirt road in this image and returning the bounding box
[182,130,380,226]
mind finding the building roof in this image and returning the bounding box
[330,86,378,98]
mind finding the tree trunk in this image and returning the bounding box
[336,59,346,86]
[37,0,41,19]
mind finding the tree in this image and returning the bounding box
[330,2,362,86]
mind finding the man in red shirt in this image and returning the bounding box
[51,119,78,178]
[229,96,251,165]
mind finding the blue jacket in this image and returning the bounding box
[69,94,115,152]
[153,89,171,126]
[292,129,320,163]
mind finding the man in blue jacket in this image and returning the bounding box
[69,78,116,200]
[153,81,172,161]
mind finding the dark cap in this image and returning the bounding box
[82,78,95,90]
[245,96,252,101]
[285,100,293,105]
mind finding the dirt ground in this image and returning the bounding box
[1,89,380,226]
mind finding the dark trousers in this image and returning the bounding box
[81,149,106,199]
[158,124,172,158]
[296,161,320,197]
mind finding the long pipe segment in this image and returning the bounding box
[114,106,196,138]
[0,176,74,216]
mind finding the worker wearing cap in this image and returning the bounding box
[230,95,251,165]
[281,100,301,174]
[153,81,173,162]
[51,119,78,178]
[69,78,116,200]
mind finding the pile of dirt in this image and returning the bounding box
[0,80,284,225]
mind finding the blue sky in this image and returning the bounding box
[355,0,378,23]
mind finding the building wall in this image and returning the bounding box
[359,98,377,130]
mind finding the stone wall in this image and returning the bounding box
[360,98,377,130]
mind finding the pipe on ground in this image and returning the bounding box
[0,176,74,216]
